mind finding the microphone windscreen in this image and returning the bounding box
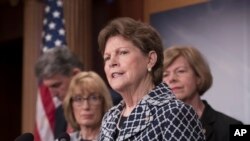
[57,132,70,141]
[14,132,34,141]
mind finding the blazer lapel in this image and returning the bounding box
[200,100,216,140]
[102,103,124,141]
[117,101,154,140]
[114,83,173,140]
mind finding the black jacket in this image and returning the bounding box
[200,100,243,141]
[54,105,67,139]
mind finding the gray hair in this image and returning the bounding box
[35,47,84,81]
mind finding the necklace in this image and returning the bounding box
[116,108,125,131]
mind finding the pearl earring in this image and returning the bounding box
[148,67,152,72]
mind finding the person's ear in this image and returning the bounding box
[72,68,81,76]
[147,50,157,71]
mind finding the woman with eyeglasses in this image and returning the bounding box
[63,71,113,141]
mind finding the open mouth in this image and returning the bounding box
[111,72,124,78]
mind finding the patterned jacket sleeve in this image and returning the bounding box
[163,103,206,141]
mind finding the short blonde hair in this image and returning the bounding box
[163,46,213,96]
[63,71,113,130]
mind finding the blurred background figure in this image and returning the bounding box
[97,17,205,140]
[35,47,84,138]
[163,45,243,141]
[63,71,113,141]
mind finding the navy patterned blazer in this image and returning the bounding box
[98,83,205,141]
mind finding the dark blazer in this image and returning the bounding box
[200,100,243,141]
[54,105,67,139]
[99,83,205,141]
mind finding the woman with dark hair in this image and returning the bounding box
[97,17,205,141]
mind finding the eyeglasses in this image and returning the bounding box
[71,95,102,107]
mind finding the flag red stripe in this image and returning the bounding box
[34,123,41,141]
[39,84,56,131]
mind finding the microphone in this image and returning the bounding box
[56,132,70,141]
[14,132,34,141]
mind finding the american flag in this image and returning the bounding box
[34,0,66,141]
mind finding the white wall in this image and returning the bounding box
[151,0,250,124]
